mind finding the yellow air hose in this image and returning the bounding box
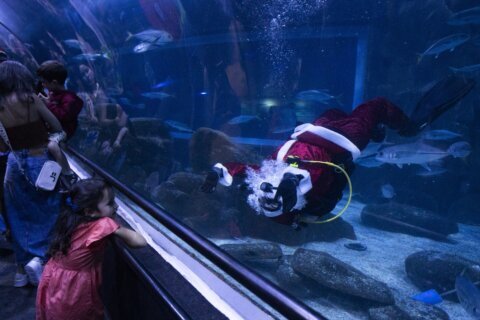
[285,156,353,224]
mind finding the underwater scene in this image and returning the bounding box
[1,0,480,318]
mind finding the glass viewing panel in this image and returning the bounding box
[1,0,479,318]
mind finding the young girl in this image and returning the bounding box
[36,179,147,320]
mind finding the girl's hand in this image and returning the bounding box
[114,226,147,247]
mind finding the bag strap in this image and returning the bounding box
[0,118,34,186]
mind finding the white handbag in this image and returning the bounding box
[35,160,62,191]
[0,120,61,191]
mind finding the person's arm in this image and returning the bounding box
[32,95,63,133]
[114,226,147,247]
[82,94,98,123]
[113,127,129,148]
[116,105,128,127]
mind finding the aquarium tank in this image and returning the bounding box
[1,0,480,318]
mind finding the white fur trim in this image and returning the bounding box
[291,124,361,160]
[214,163,233,186]
[276,140,296,161]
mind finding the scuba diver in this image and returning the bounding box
[200,75,475,228]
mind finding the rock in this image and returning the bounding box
[167,172,205,194]
[276,255,325,298]
[220,243,282,270]
[395,297,450,320]
[361,202,458,242]
[220,242,282,261]
[151,182,189,211]
[276,256,304,287]
[291,249,394,305]
[368,300,450,320]
[189,127,259,172]
[405,250,480,301]
[369,305,410,320]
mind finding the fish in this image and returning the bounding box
[227,115,259,125]
[380,183,396,199]
[355,157,385,168]
[355,142,388,167]
[164,120,193,132]
[72,52,110,62]
[375,141,471,169]
[141,92,172,100]
[133,42,157,53]
[418,33,470,61]
[126,29,173,44]
[448,6,480,26]
[295,90,339,104]
[455,275,480,319]
[422,129,462,140]
[152,78,175,89]
[63,39,83,49]
[450,64,480,74]
[416,166,448,177]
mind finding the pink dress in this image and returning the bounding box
[36,217,120,320]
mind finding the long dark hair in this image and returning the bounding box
[48,179,112,257]
[0,60,35,104]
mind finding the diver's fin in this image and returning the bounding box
[411,75,475,131]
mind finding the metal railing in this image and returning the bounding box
[113,239,190,320]
[68,146,325,320]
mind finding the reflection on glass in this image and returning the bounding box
[1,0,479,318]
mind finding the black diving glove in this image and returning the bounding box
[275,173,303,213]
[200,167,222,193]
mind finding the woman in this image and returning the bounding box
[0,61,63,287]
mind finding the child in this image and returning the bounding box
[36,179,147,320]
[36,60,84,191]
[98,103,130,148]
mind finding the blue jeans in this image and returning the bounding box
[4,150,60,266]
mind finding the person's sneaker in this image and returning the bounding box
[58,172,79,193]
[13,272,28,287]
[25,257,43,286]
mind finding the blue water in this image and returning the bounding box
[1,0,480,318]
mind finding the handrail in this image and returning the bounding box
[67,146,325,320]
[113,238,190,320]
